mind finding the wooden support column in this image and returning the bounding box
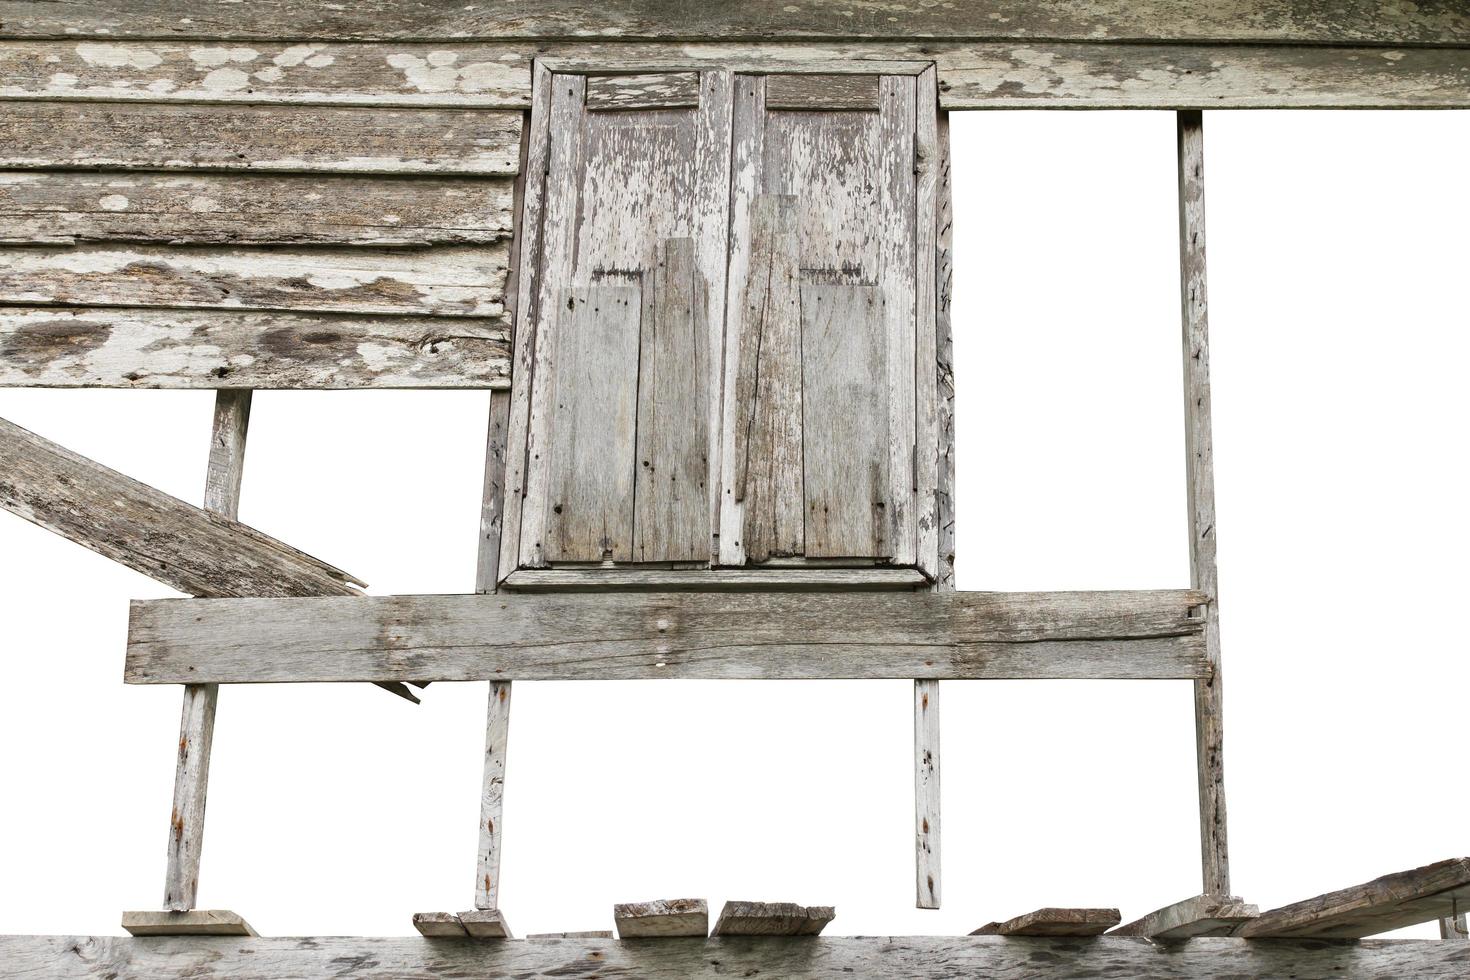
[163,389,250,912]
[1178,109,1230,897]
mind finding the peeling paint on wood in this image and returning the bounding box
[586,71,699,110]
[614,899,709,938]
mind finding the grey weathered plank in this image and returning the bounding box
[971,908,1121,937]
[0,244,507,318]
[586,72,700,111]
[120,911,256,937]
[913,68,940,581]
[711,902,833,937]
[0,308,509,389]
[544,286,641,561]
[412,912,468,938]
[1178,109,1229,899]
[528,931,615,939]
[633,238,708,563]
[0,101,521,174]
[0,171,513,247]
[124,589,1211,684]
[4,935,1470,978]
[729,192,803,562]
[933,111,954,591]
[4,2,1466,46]
[1235,858,1470,939]
[0,415,363,598]
[615,899,709,939]
[1443,915,1470,941]
[458,908,514,939]
[474,680,511,910]
[501,567,928,591]
[1111,895,1258,941]
[801,283,887,558]
[0,40,531,107]
[913,675,939,909]
[766,73,879,111]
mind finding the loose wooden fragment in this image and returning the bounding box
[0,102,521,174]
[712,902,834,937]
[0,172,513,247]
[766,74,880,111]
[1177,109,1230,899]
[1235,858,1470,939]
[6,935,1470,978]
[0,244,507,318]
[1111,895,1258,941]
[121,910,256,937]
[586,72,700,110]
[0,308,509,389]
[411,912,468,938]
[615,899,709,939]
[458,908,514,939]
[1442,914,1470,941]
[0,416,363,598]
[125,589,1212,684]
[501,567,927,591]
[972,908,1121,937]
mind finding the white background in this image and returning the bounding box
[1,110,1467,939]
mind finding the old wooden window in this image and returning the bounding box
[503,65,940,589]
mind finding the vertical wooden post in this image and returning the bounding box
[1441,913,1469,941]
[164,389,251,911]
[1178,110,1230,898]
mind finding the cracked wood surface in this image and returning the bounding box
[124,589,1210,684]
[1235,858,1470,939]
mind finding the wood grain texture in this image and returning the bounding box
[1442,914,1470,941]
[412,913,468,938]
[459,908,514,939]
[913,676,939,909]
[501,567,928,591]
[1178,109,1229,899]
[0,308,509,389]
[475,681,511,910]
[5,935,1470,978]
[801,284,887,558]
[0,415,363,597]
[3,2,1465,46]
[913,68,940,581]
[933,111,954,591]
[615,899,709,938]
[124,589,1211,684]
[0,171,513,247]
[766,73,879,111]
[528,931,615,939]
[120,911,256,937]
[586,72,699,110]
[1111,895,1258,941]
[1235,858,1470,939]
[0,102,521,174]
[544,286,641,561]
[633,238,708,562]
[711,902,833,936]
[972,908,1121,937]
[0,244,507,318]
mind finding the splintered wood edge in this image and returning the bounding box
[614,899,710,938]
[971,908,1122,937]
[711,901,835,936]
[458,909,514,939]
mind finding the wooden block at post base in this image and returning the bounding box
[615,899,709,938]
[711,901,834,936]
[528,931,614,939]
[411,912,468,938]
[459,909,514,939]
[970,908,1121,937]
[1110,895,1259,941]
[122,910,256,937]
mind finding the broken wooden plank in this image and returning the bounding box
[586,72,700,111]
[766,74,880,111]
[615,899,709,939]
[711,902,833,937]
[6,935,1470,978]
[411,913,468,938]
[971,908,1121,937]
[1177,109,1229,899]
[0,102,521,174]
[0,308,510,389]
[0,244,507,318]
[1235,858,1470,939]
[529,931,615,939]
[500,567,928,591]
[0,172,513,248]
[458,909,513,939]
[121,910,256,937]
[1111,895,1258,941]
[0,415,363,598]
[5,2,1467,46]
[125,588,1211,684]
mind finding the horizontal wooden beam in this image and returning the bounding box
[3,936,1469,978]
[0,308,510,389]
[124,589,1211,684]
[971,908,1121,937]
[2,2,1465,46]
[1236,858,1470,939]
[500,567,929,592]
[0,416,363,598]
